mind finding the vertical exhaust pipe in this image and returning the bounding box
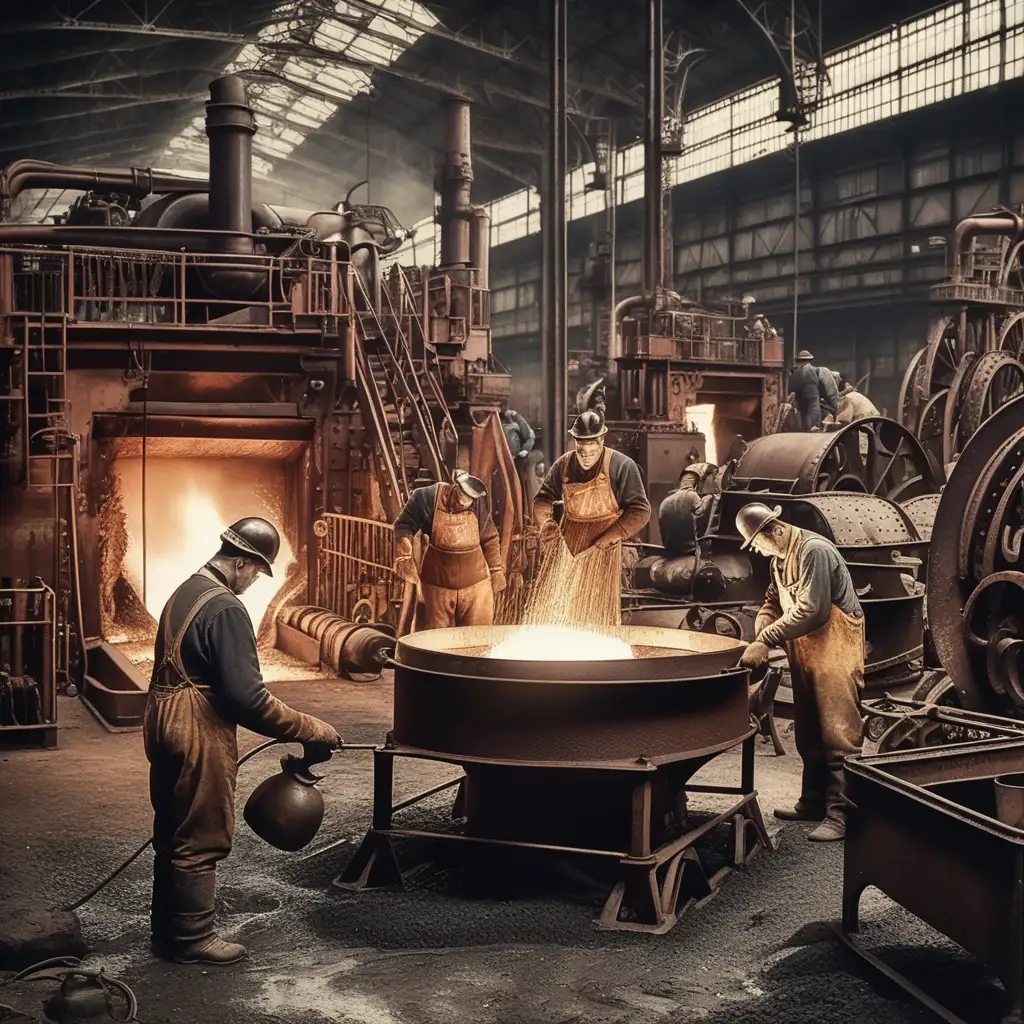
[438,99,473,267]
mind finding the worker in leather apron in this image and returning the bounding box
[145,517,342,965]
[533,410,650,627]
[393,469,505,629]
[737,503,865,842]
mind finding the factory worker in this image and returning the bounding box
[658,462,718,558]
[146,518,341,965]
[533,411,650,625]
[394,468,505,629]
[501,408,536,460]
[576,376,608,416]
[788,350,838,431]
[737,503,865,842]
[833,372,880,424]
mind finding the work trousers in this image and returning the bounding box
[144,681,238,876]
[418,576,494,629]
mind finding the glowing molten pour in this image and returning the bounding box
[488,625,634,661]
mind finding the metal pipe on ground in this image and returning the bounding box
[276,605,395,682]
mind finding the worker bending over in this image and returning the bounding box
[658,462,718,558]
[833,372,880,424]
[146,518,341,965]
[394,468,505,629]
[737,503,865,842]
[533,410,650,626]
[501,408,536,460]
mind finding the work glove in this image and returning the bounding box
[517,449,529,458]
[395,555,419,586]
[490,570,507,596]
[539,519,561,546]
[592,534,617,552]
[740,640,770,670]
[304,717,344,749]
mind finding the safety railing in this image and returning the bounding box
[0,580,56,740]
[316,514,402,626]
[0,243,355,331]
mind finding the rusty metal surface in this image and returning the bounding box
[795,494,919,546]
[928,394,1024,710]
[727,418,936,502]
[843,738,1024,1023]
[900,493,941,542]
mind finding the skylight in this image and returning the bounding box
[155,0,438,180]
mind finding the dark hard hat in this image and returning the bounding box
[452,468,487,500]
[569,409,608,440]
[795,349,814,362]
[736,502,783,550]
[221,517,280,576]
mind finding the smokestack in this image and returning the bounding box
[642,0,665,296]
[470,206,490,289]
[205,75,256,252]
[439,99,473,267]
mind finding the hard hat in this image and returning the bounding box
[569,409,608,440]
[221,517,280,576]
[795,349,814,362]
[452,468,487,500]
[579,377,607,411]
[736,502,783,550]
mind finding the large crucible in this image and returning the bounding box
[338,623,775,933]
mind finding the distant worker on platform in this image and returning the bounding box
[501,408,536,461]
[833,372,880,424]
[789,350,839,431]
[393,468,505,629]
[533,410,650,626]
[736,503,865,843]
[146,518,342,966]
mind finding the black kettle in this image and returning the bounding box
[244,743,334,852]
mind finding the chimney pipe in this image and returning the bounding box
[205,75,256,252]
[642,0,665,297]
[438,99,473,267]
[470,206,490,289]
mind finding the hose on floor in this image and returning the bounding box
[1,956,139,1023]
[66,737,284,912]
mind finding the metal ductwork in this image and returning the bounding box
[0,160,208,204]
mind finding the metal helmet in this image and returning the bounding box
[220,517,281,576]
[569,409,608,440]
[795,349,814,362]
[736,503,783,550]
[452,468,487,500]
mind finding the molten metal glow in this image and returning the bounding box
[687,403,717,464]
[488,625,634,661]
[115,456,294,630]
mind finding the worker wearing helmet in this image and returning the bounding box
[789,350,839,431]
[393,468,505,629]
[736,502,865,842]
[145,517,342,966]
[533,410,650,626]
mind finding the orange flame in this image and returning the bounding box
[488,625,634,661]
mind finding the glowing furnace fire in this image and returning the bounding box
[487,625,635,661]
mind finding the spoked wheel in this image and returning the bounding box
[897,346,928,432]
[960,351,1024,443]
[874,672,959,753]
[998,311,1024,359]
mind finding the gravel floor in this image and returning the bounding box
[0,674,1007,1024]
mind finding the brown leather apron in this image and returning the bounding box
[418,484,493,629]
[773,533,865,763]
[526,449,623,629]
[144,568,239,875]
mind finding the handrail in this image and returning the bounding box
[353,345,403,515]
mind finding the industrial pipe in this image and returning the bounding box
[610,294,645,363]
[470,206,490,289]
[642,0,666,296]
[0,159,208,204]
[438,99,473,267]
[947,212,1023,279]
[542,0,568,461]
[0,224,260,249]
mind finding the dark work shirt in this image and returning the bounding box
[502,413,536,455]
[153,567,272,734]
[658,486,714,557]
[393,483,502,571]
[534,448,651,541]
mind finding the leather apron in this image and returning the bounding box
[144,568,240,876]
[773,533,865,763]
[418,484,493,629]
[528,448,623,629]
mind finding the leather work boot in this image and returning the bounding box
[807,756,848,843]
[167,868,247,965]
[774,760,825,822]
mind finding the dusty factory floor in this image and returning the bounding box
[0,675,1008,1024]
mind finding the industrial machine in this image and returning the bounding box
[0,74,522,743]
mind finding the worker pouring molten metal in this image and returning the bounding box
[145,518,342,965]
[393,469,505,629]
[737,502,865,842]
[531,410,650,628]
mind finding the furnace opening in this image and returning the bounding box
[95,434,320,683]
